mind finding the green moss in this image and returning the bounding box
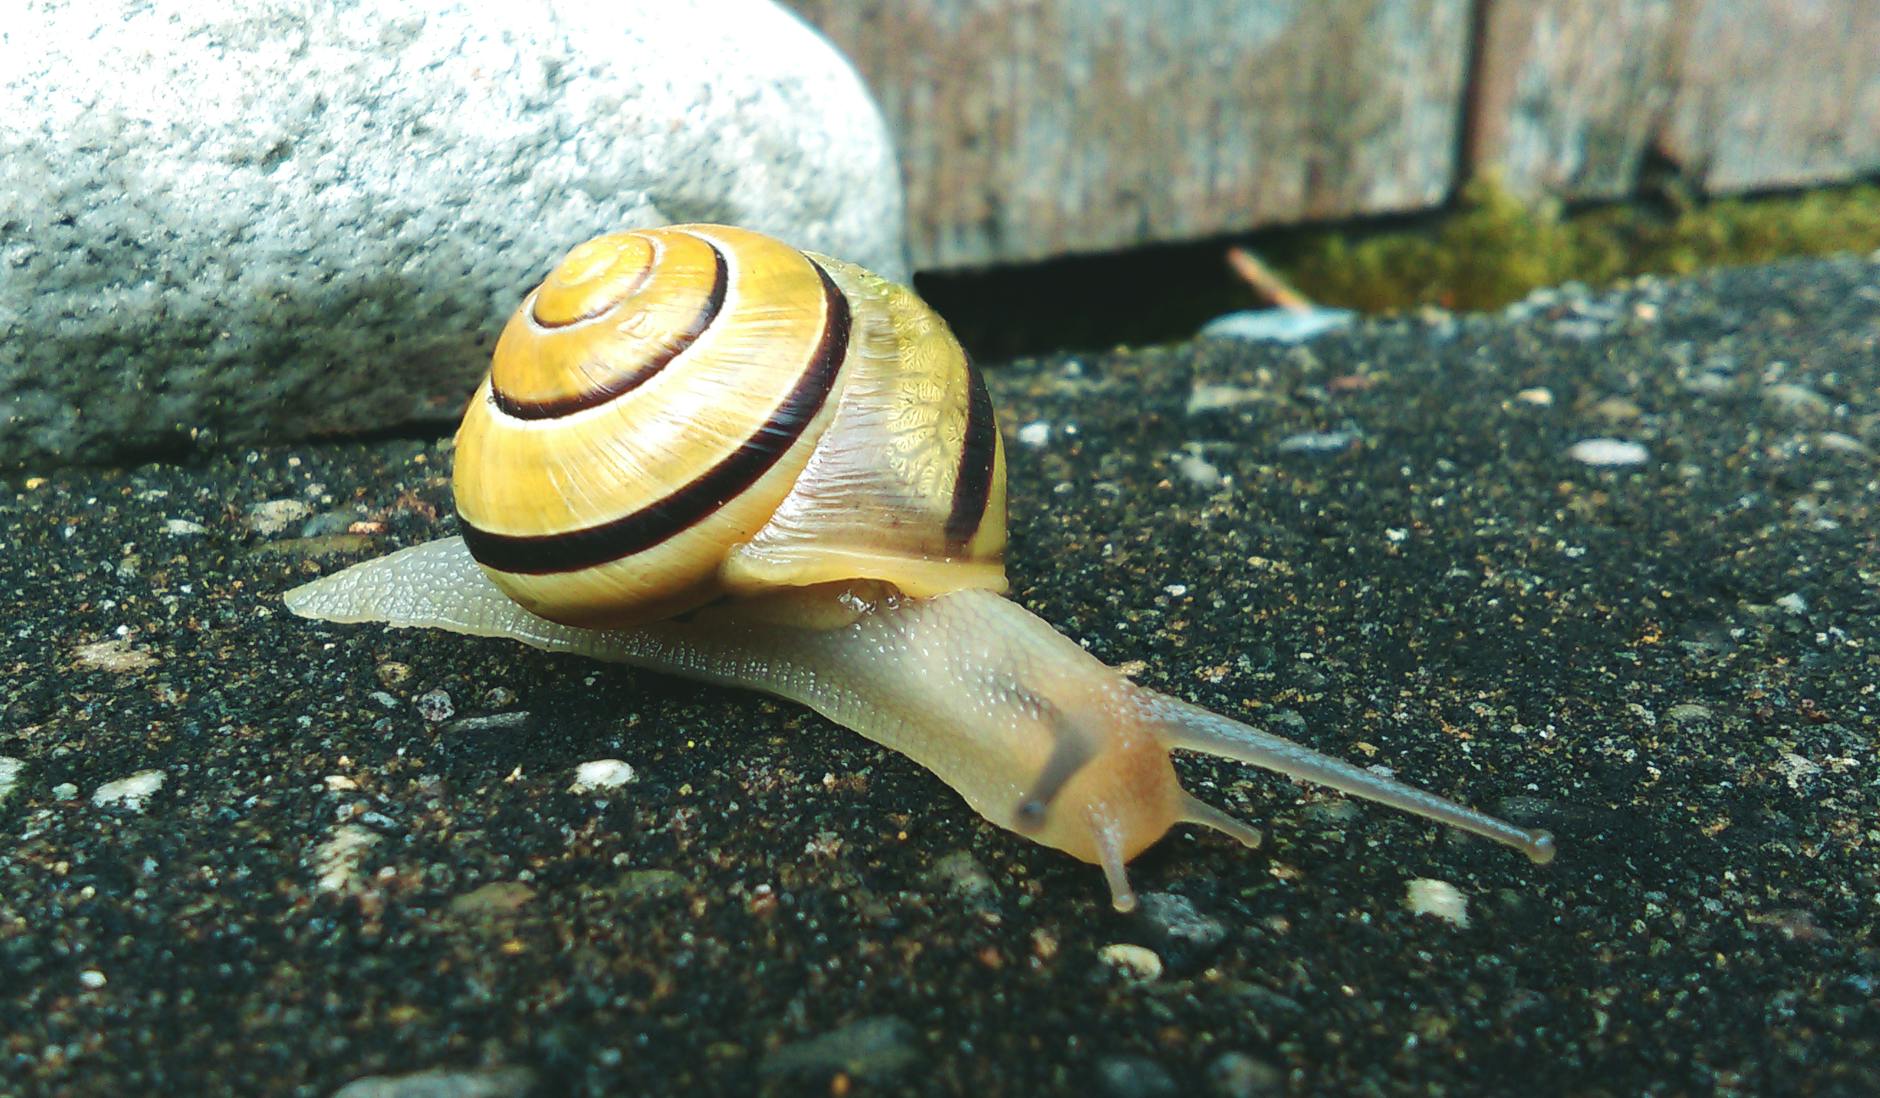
[920,174,1880,360]
[1281,174,1880,312]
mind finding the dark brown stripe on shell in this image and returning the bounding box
[490,243,730,421]
[944,357,997,550]
[460,259,851,575]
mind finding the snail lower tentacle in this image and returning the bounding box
[285,536,1552,911]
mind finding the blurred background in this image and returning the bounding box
[2,0,1875,464]
[786,0,1880,355]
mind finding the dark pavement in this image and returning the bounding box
[3,254,1875,1096]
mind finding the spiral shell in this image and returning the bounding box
[452,224,1008,628]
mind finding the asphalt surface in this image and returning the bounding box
[3,254,1876,1096]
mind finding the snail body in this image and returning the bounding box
[286,224,1554,911]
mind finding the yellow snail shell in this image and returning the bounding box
[285,224,1554,912]
[454,225,1006,627]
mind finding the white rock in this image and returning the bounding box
[1815,431,1871,456]
[1276,430,1359,455]
[71,638,159,673]
[1097,943,1164,982]
[569,759,638,793]
[1404,878,1470,928]
[1763,383,1832,418]
[1776,752,1821,790]
[0,0,905,465]
[333,1067,537,1098]
[414,688,456,723]
[313,825,382,895]
[1566,438,1649,467]
[1186,383,1271,416]
[92,769,167,811]
[246,499,313,536]
[1175,452,1225,488]
[1666,702,1715,726]
[0,756,23,805]
[1198,306,1354,343]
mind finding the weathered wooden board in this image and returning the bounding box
[1466,0,1679,199]
[788,0,1880,270]
[787,0,1473,270]
[1658,0,1880,193]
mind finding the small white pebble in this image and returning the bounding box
[1198,306,1353,343]
[72,639,158,673]
[1552,317,1608,341]
[1763,383,1831,418]
[415,689,455,723]
[1097,943,1164,982]
[442,712,531,734]
[1566,438,1649,467]
[1175,453,1225,488]
[1775,592,1808,615]
[1405,878,1470,928]
[324,775,359,792]
[1016,421,1051,448]
[1777,753,1822,791]
[162,518,207,536]
[52,782,78,799]
[92,769,166,812]
[1163,583,1188,597]
[246,498,313,535]
[1186,383,1269,415]
[0,756,23,804]
[78,970,107,990]
[570,759,638,793]
[1667,703,1715,726]
[1816,432,1871,456]
[1514,387,1554,407]
[802,831,844,859]
[313,825,382,895]
[1276,430,1359,455]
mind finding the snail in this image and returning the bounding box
[284,224,1555,912]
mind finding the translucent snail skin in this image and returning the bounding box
[285,225,1555,911]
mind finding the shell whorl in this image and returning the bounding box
[452,224,1008,628]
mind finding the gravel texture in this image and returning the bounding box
[0,0,905,467]
[2,255,1876,1095]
